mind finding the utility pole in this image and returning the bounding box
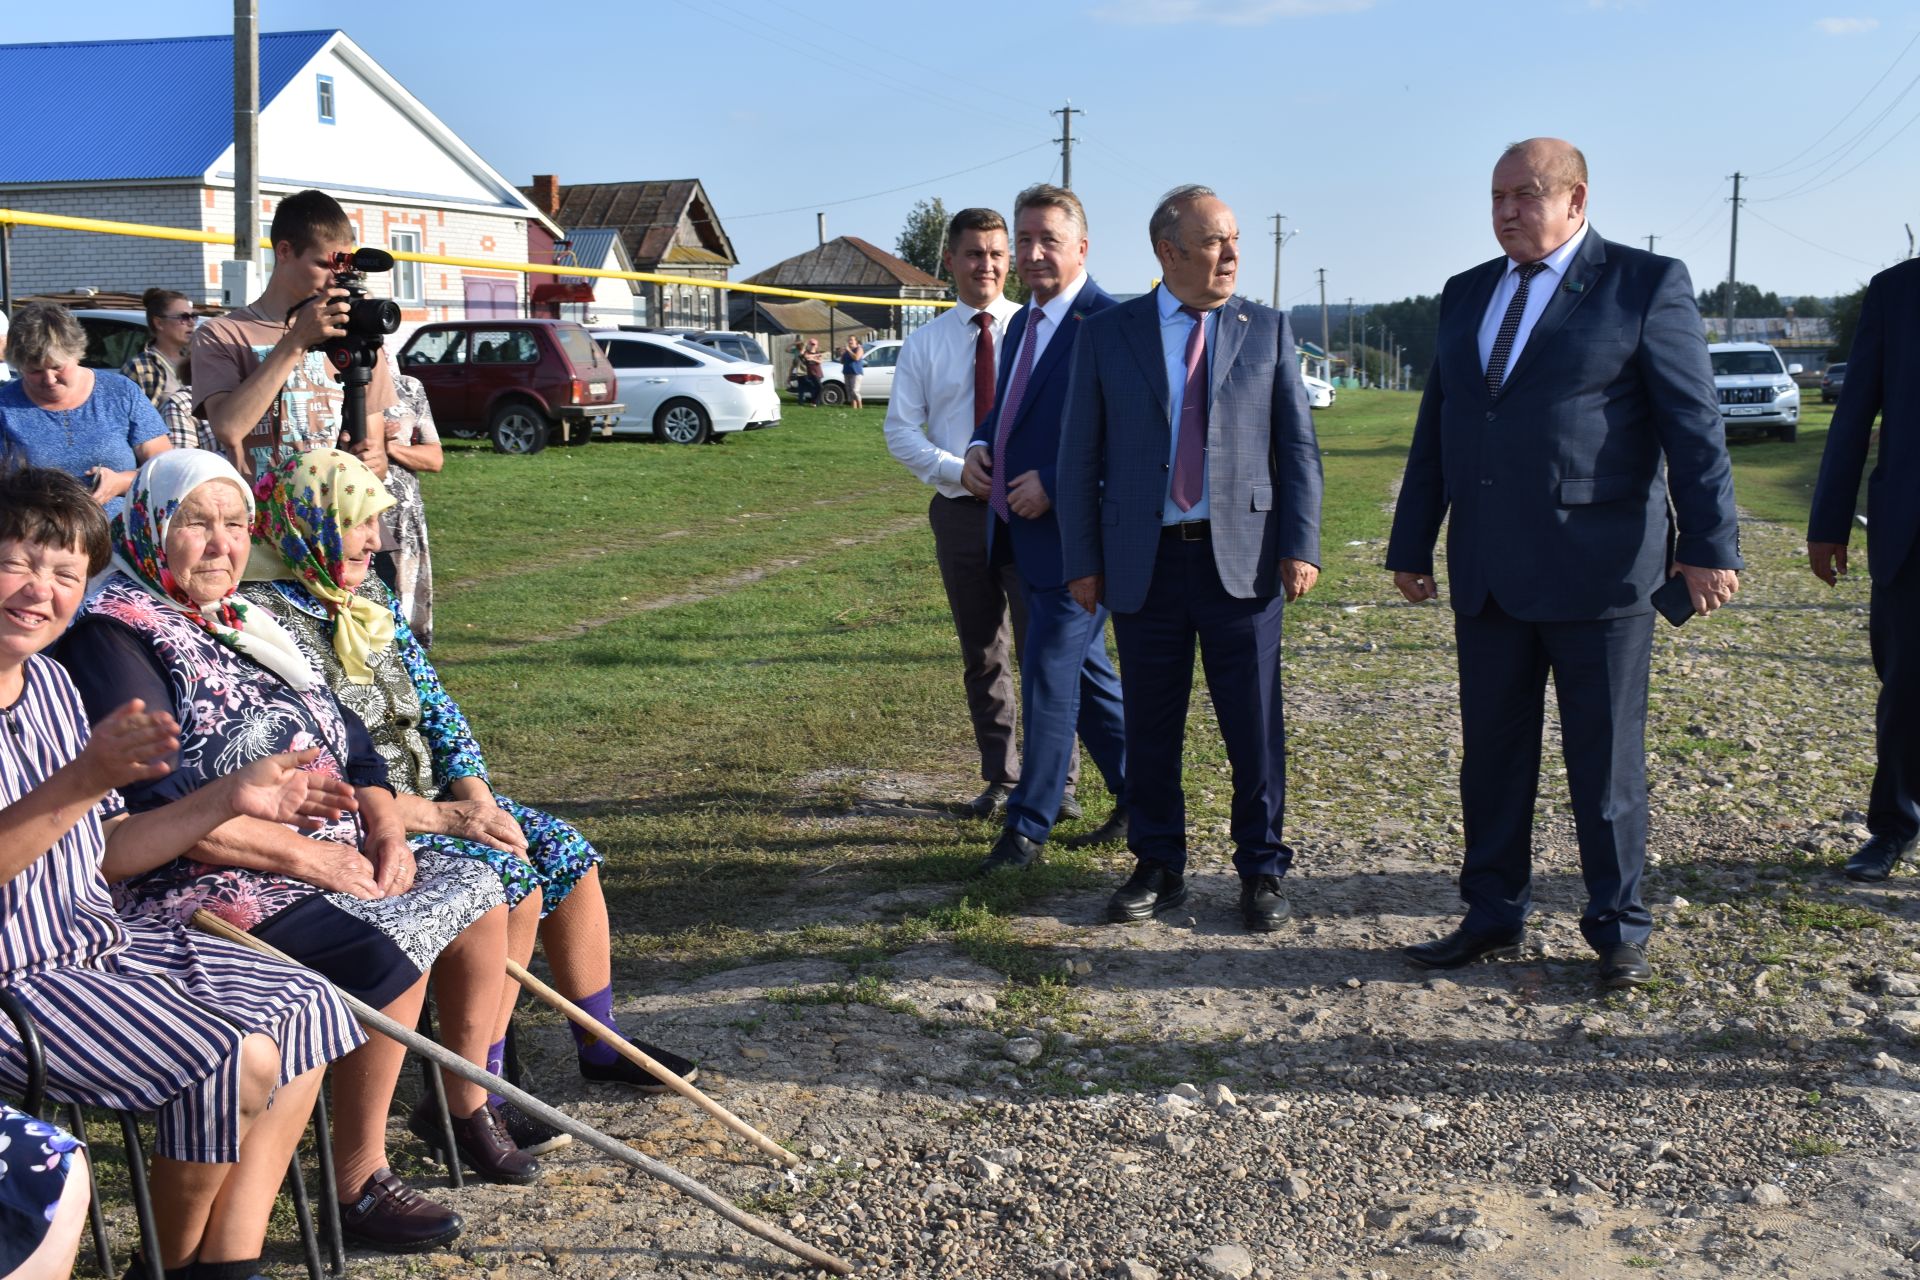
[1052,101,1083,190]
[1723,172,1743,342]
[233,0,259,263]
[1316,268,1330,361]
[1345,298,1354,384]
[1645,234,1659,253]
[1268,214,1297,311]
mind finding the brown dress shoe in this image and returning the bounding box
[338,1167,462,1252]
[415,1102,541,1185]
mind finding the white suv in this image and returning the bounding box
[1707,342,1802,443]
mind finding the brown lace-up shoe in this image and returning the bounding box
[338,1167,462,1252]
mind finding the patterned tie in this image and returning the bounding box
[972,312,996,429]
[1168,305,1209,513]
[989,310,1042,522]
[1484,261,1548,396]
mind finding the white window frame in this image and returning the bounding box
[316,74,336,124]
[389,230,423,306]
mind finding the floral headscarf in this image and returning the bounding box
[250,449,397,684]
[111,450,320,690]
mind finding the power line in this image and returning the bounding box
[1742,206,1888,270]
[729,143,1052,219]
[1752,97,1920,203]
[767,0,1053,116]
[1053,101,1083,189]
[1661,178,1729,240]
[1752,28,1920,178]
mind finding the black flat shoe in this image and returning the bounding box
[974,828,1043,876]
[1055,792,1083,822]
[965,782,1012,818]
[1599,942,1653,989]
[1404,923,1525,969]
[1239,874,1292,932]
[580,1040,699,1094]
[496,1098,572,1156]
[1106,860,1188,923]
[408,1100,540,1185]
[1060,805,1128,849]
[1844,833,1919,882]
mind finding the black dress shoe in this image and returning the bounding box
[974,828,1043,876]
[1055,792,1083,822]
[965,782,1012,818]
[496,1098,572,1156]
[1844,833,1919,882]
[337,1167,463,1252]
[579,1039,700,1093]
[408,1100,540,1185]
[1060,805,1128,849]
[1403,923,1525,969]
[1106,860,1188,923]
[1599,942,1653,989]
[1239,875,1292,932]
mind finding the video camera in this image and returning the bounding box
[292,247,402,445]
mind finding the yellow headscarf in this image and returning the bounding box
[249,449,398,683]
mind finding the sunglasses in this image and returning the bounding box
[161,313,196,324]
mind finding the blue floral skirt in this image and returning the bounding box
[410,795,601,920]
[0,1104,82,1272]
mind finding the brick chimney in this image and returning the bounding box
[531,174,561,218]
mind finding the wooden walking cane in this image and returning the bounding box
[505,958,800,1170]
[190,911,854,1276]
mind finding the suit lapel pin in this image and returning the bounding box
[1237,313,1249,322]
[1563,280,1586,294]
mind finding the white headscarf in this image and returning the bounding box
[109,450,320,691]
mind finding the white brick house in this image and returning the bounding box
[0,29,560,324]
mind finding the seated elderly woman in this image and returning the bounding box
[55,452,540,1254]
[244,450,697,1157]
[0,465,363,1279]
[0,305,170,518]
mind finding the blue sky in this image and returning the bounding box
[11,0,1918,307]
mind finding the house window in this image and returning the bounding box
[316,75,335,124]
[389,230,422,305]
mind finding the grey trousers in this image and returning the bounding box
[926,494,1077,792]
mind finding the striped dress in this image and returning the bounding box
[0,655,364,1163]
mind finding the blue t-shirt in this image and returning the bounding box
[0,372,166,519]
[841,354,864,375]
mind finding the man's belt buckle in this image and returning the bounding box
[1168,520,1209,541]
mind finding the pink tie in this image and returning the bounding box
[1169,305,1208,512]
[990,310,1042,522]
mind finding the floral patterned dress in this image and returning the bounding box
[243,577,603,917]
[0,1104,81,1271]
[59,577,503,972]
[380,374,439,646]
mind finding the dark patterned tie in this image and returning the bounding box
[989,312,1042,521]
[972,312,996,429]
[1169,305,1209,513]
[1484,261,1549,396]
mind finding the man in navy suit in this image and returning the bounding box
[961,184,1128,874]
[1385,138,1742,987]
[1056,185,1323,932]
[1809,257,1920,882]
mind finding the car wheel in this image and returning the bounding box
[490,403,549,454]
[1777,422,1798,443]
[654,398,712,445]
[818,381,846,406]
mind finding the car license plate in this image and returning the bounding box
[589,381,607,397]
[1728,406,1763,415]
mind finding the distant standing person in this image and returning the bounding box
[1809,257,1920,882]
[122,288,193,411]
[841,336,866,409]
[380,371,444,645]
[885,207,1055,818]
[0,304,170,517]
[802,338,825,407]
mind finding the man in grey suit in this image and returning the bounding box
[1056,185,1324,931]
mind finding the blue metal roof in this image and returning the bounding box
[564,228,622,270]
[0,30,335,184]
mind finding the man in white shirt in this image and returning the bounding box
[884,208,1061,816]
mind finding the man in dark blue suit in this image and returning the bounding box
[1385,138,1742,988]
[1056,185,1323,932]
[1809,257,1920,881]
[962,184,1128,873]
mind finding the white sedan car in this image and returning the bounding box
[593,331,781,444]
[801,339,902,404]
[1302,373,1336,409]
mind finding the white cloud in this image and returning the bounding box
[1088,0,1373,26]
[1815,16,1880,34]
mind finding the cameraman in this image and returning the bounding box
[193,188,395,480]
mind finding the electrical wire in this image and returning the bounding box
[1752,97,1920,203]
[1742,206,1888,269]
[767,0,1054,116]
[1751,27,1920,179]
[729,143,1054,219]
[1660,178,1730,240]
